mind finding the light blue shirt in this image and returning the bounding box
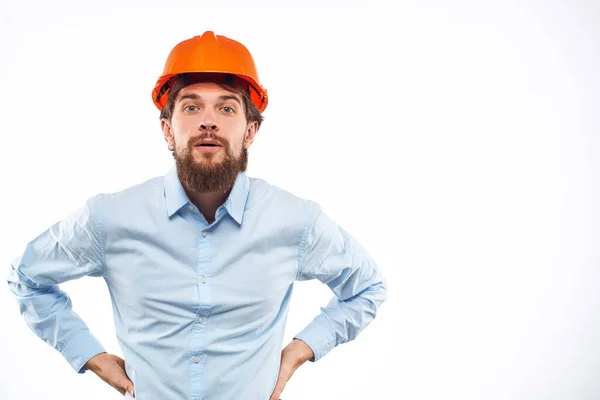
[7,165,387,400]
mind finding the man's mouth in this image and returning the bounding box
[195,138,223,148]
[194,141,223,154]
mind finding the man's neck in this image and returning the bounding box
[186,187,232,224]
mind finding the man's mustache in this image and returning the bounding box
[189,132,229,147]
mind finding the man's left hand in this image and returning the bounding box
[269,339,314,400]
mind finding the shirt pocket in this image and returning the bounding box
[123,360,137,399]
[267,371,279,400]
[266,352,282,399]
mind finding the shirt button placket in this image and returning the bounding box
[189,227,211,399]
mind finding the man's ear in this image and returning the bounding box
[161,118,175,148]
[243,121,259,149]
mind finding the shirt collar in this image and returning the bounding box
[163,165,250,225]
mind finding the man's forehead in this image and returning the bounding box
[176,83,242,101]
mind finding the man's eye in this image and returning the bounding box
[184,105,197,112]
[222,107,234,113]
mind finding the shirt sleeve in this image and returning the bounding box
[293,206,387,362]
[6,195,107,374]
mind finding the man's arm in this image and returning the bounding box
[6,195,107,374]
[293,206,387,362]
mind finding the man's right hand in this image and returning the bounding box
[85,352,135,398]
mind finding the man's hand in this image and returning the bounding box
[85,352,135,398]
[269,339,315,400]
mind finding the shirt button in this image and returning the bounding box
[202,231,208,237]
[197,317,204,323]
[200,276,207,283]
[192,356,200,363]
[188,205,194,211]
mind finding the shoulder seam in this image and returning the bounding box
[296,202,322,281]
[94,195,107,277]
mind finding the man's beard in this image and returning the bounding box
[173,133,248,193]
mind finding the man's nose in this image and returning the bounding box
[197,109,219,131]
[198,120,218,131]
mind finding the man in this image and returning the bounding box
[7,31,387,400]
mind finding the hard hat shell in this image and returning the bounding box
[152,31,268,112]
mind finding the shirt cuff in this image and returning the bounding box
[59,331,106,374]
[293,319,336,362]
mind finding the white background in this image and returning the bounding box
[1,0,599,399]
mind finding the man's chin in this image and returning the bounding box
[195,152,224,164]
[192,158,224,170]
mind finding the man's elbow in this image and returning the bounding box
[361,279,387,318]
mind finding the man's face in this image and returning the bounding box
[161,82,258,193]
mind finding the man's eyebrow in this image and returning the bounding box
[177,93,200,103]
[176,93,241,107]
[217,95,242,106]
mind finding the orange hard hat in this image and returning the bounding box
[152,31,268,112]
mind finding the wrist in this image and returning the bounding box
[85,352,107,371]
[288,339,314,366]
